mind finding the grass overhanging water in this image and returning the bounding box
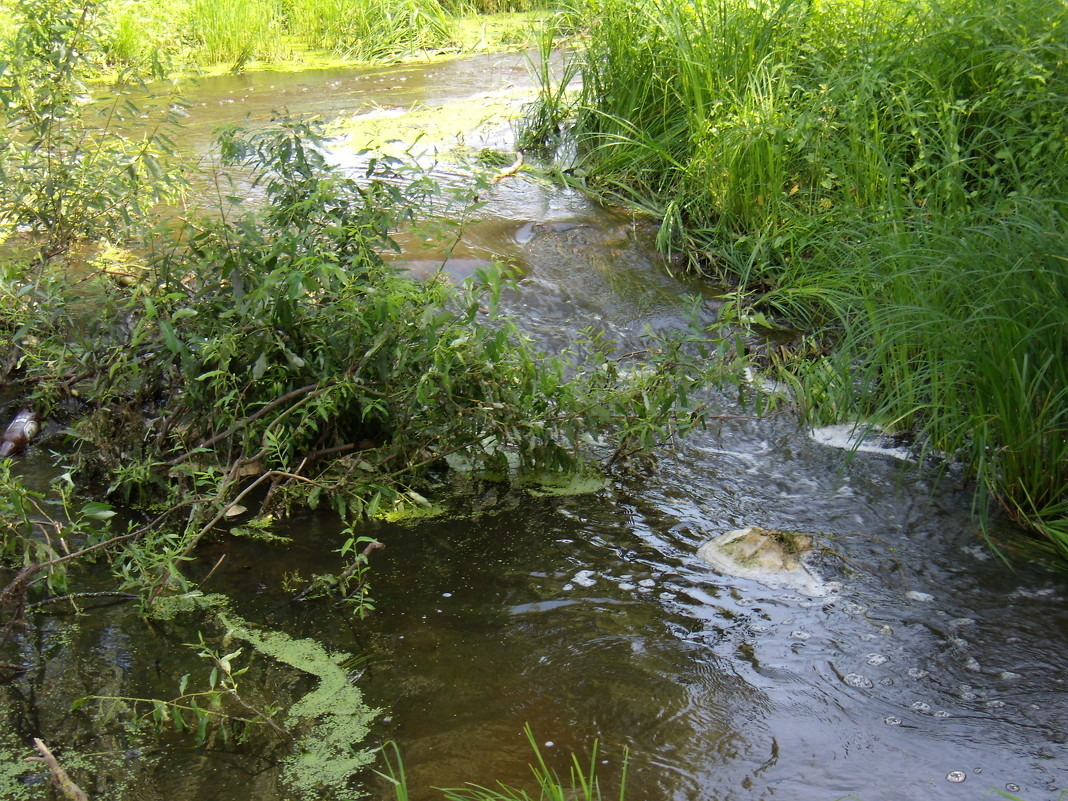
[527,0,1068,557]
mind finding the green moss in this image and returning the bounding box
[325,85,529,158]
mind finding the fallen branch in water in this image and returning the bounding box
[26,591,140,611]
[491,150,524,184]
[26,738,89,801]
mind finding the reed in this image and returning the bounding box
[187,0,287,68]
[282,0,451,60]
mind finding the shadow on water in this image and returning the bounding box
[3,55,1067,801]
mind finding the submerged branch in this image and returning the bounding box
[26,738,89,801]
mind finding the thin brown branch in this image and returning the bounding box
[166,382,321,467]
[25,592,139,611]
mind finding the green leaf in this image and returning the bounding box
[81,502,116,520]
[252,352,268,381]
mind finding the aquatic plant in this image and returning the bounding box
[378,725,629,801]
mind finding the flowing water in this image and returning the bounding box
[3,53,1067,801]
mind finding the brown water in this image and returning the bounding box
[3,54,1067,801]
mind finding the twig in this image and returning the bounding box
[25,738,89,801]
[25,592,139,611]
[166,382,322,467]
[199,554,227,587]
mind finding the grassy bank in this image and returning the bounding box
[0,0,554,74]
[530,0,1068,555]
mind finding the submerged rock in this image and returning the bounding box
[697,526,828,597]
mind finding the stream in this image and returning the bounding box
[3,51,1067,801]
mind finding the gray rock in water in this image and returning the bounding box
[697,527,828,597]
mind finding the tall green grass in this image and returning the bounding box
[94,0,542,71]
[282,0,451,59]
[536,0,1068,554]
[187,0,288,68]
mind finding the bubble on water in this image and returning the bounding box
[934,710,951,718]
[884,716,902,726]
[791,630,811,640]
[986,699,1006,709]
[998,671,1021,681]
[659,592,677,600]
[544,741,554,748]
[910,701,931,712]
[573,570,597,588]
[963,657,982,672]
[442,592,452,598]
[1005,784,1020,792]
[878,678,894,686]
[907,668,930,679]
[946,771,967,783]
[906,591,934,602]
[562,584,574,592]
[618,582,636,592]
[843,673,873,689]
[638,578,656,588]
[866,653,887,666]
[949,617,975,627]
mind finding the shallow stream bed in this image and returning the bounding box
[3,54,1066,801]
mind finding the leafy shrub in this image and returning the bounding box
[0,0,184,258]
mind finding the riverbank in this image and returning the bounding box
[526,0,1068,558]
[0,1,551,81]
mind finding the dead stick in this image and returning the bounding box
[26,738,89,801]
[200,553,227,587]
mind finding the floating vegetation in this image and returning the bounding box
[220,614,378,799]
